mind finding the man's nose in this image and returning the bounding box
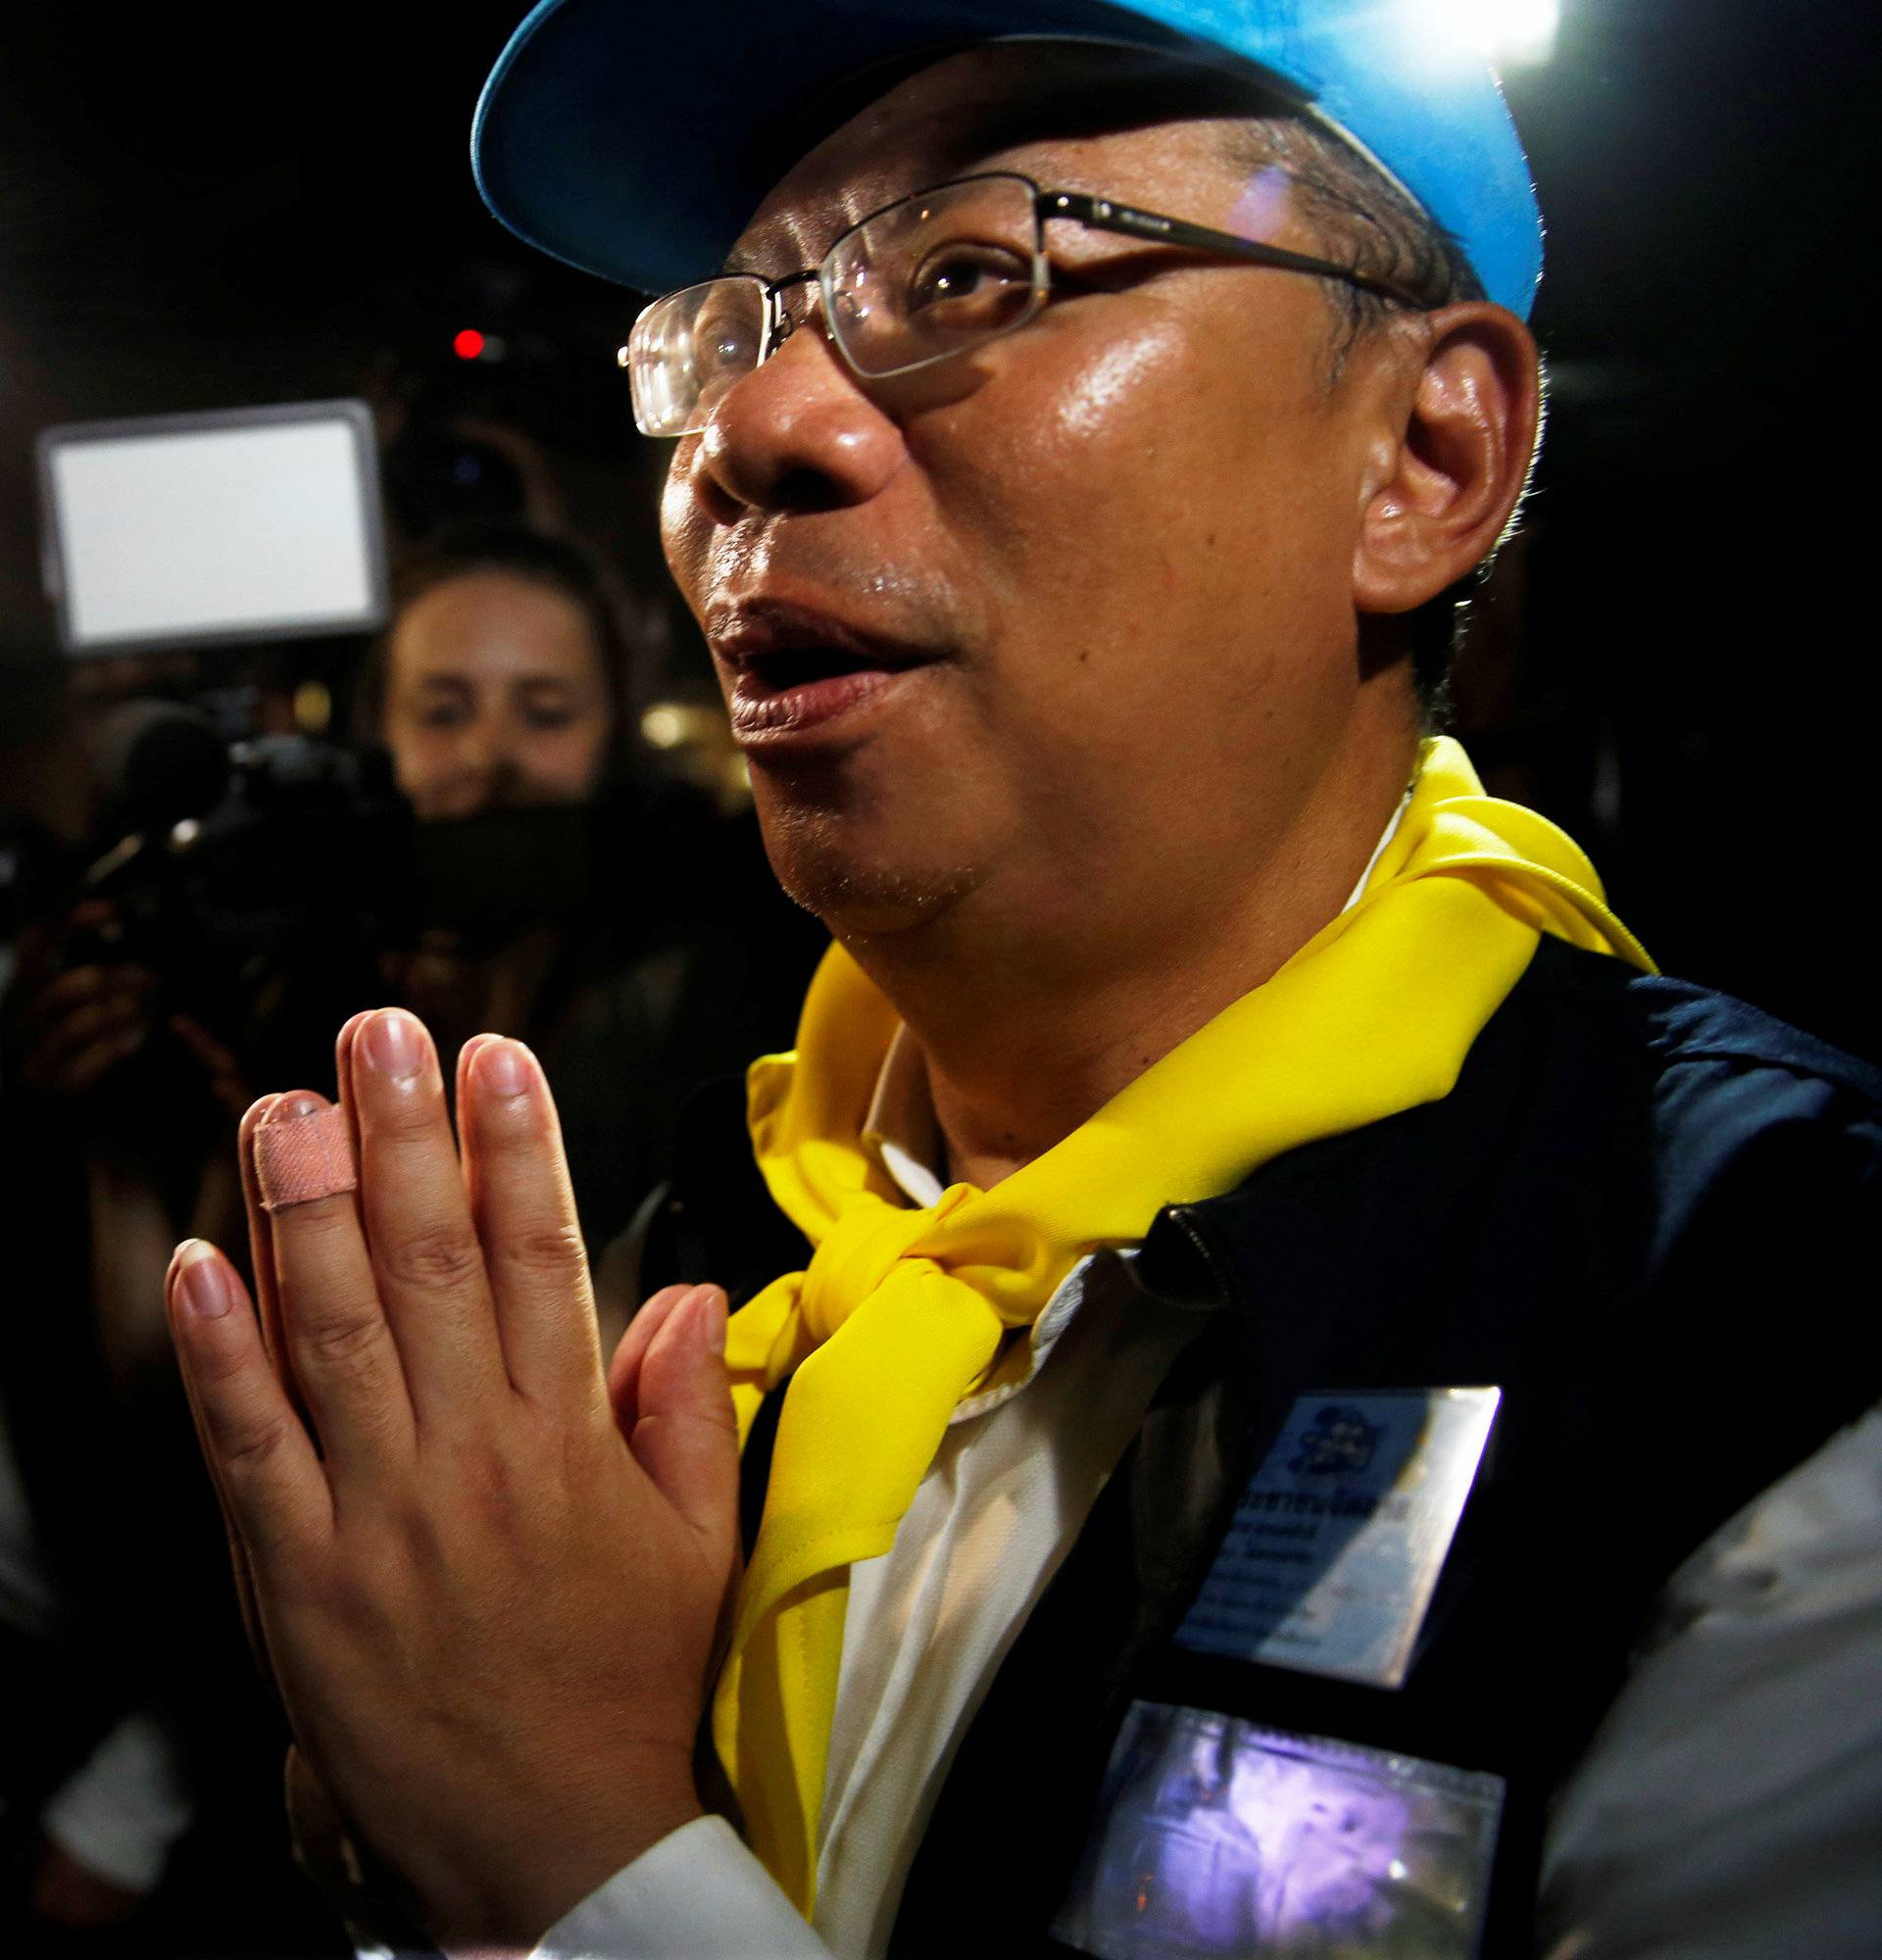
[689,322,905,516]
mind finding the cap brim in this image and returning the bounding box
[472,0,1541,316]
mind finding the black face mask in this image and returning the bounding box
[410,802,593,950]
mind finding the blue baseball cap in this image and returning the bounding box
[471,0,1542,318]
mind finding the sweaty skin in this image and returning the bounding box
[168,42,1538,1954]
[662,43,1539,1187]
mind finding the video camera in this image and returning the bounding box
[54,704,413,1036]
[24,700,597,1061]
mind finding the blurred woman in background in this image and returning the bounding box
[374,521,622,822]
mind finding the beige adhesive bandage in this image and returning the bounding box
[254,1106,359,1211]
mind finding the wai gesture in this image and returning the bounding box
[166,1008,737,1953]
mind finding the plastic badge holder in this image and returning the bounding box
[1053,1700,1505,1959]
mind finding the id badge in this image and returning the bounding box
[1052,1702,1504,1960]
[1173,1388,1501,1690]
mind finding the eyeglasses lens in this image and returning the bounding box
[828,174,1042,376]
[625,175,1045,436]
[628,275,768,437]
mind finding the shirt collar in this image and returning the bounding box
[862,1024,948,1207]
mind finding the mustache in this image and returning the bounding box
[698,529,970,648]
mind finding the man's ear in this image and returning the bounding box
[1351,304,1542,615]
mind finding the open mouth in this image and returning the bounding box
[724,641,935,743]
[711,599,945,745]
[741,646,885,694]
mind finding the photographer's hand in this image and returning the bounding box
[166,1008,736,1954]
[6,903,159,1096]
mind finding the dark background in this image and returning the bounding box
[1,0,1878,1058]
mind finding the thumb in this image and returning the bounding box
[629,1284,738,1552]
[607,1283,699,1432]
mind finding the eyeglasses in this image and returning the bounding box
[619,171,1434,438]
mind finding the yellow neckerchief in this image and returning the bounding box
[715,737,1652,1913]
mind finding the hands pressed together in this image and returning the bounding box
[165,1007,739,1954]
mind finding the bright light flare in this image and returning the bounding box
[1428,0,1560,66]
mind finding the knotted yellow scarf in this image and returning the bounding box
[714,738,1650,1912]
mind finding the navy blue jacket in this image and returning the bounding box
[649,938,1882,1954]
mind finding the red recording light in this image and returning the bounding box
[453,328,486,362]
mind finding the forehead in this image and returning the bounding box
[393,573,600,672]
[729,42,1277,274]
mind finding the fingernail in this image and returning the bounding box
[478,1039,534,1100]
[364,1010,425,1081]
[267,1092,326,1123]
[174,1241,233,1319]
[695,1285,727,1357]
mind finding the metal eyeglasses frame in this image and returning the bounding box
[618,171,1436,435]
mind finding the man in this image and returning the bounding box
[165,4,1881,1956]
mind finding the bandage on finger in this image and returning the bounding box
[254,1106,359,1210]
